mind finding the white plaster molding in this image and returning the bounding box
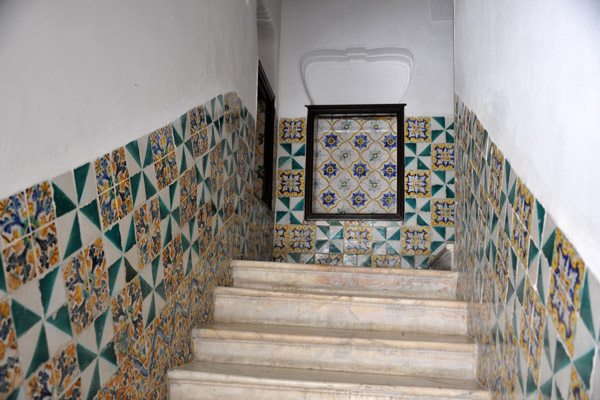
[299,46,414,105]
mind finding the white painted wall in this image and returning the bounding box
[278,0,454,117]
[454,0,600,276]
[0,0,258,199]
[257,0,282,101]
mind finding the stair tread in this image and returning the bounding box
[232,259,457,278]
[194,322,475,348]
[216,286,467,307]
[169,361,489,396]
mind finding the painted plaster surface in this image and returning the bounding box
[274,116,455,268]
[0,92,273,399]
[455,97,600,398]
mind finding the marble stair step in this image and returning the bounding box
[168,361,491,400]
[192,322,477,380]
[232,260,457,300]
[214,287,468,335]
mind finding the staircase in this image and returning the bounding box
[167,260,490,399]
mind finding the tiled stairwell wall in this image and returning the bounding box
[0,92,274,400]
[274,116,455,269]
[455,97,600,398]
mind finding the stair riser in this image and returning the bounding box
[192,338,476,380]
[233,268,457,300]
[214,294,468,335]
[169,380,489,400]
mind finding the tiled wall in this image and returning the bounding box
[455,96,600,398]
[0,92,274,399]
[274,116,455,268]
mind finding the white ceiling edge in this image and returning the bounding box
[299,46,415,105]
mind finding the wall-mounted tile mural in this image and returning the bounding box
[274,116,455,268]
[455,96,600,398]
[0,92,273,399]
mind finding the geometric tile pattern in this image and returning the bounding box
[274,116,454,268]
[454,96,599,398]
[0,92,274,399]
[311,116,399,214]
[253,100,266,197]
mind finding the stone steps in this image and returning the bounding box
[168,260,489,399]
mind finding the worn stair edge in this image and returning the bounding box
[168,362,491,400]
[192,323,477,380]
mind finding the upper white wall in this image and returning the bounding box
[257,0,282,101]
[0,0,258,199]
[454,0,600,276]
[278,0,454,117]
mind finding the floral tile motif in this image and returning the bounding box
[287,224,315,254]
[511,215,530,267]
[190,128,209,159]
[431,199,455,227]
[112,147,130,184]
[0,300,22,397]
[33,223,60,276]
[432,144,455,170]
[63,238,110,334]
[134,199,161,270]
[311,116,399,215]
[405,117,431,143]
[99,189,118,230]
[514,178,534,231]
[371,254,402,268]
[405,170,431,198]
[149,126,175,163]
[52,342,79,395]
[0,191,30,245]
[279,118,306,143]
[188,105,207,136]
[26,361,55,399]
[115,180,133,220]
[401,227,430,255]
[26,182,56,230]
[344,225,372,255]
[277,170,304,197]
[94,154,114,195]
[3,237,36,291]
[154,152,178,191]
[112,277,145,366]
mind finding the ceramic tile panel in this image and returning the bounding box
[0,92,274,399]
[274,116,454,267]
[454,96,600,398]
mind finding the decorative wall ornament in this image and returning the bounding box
[299,46,414,105]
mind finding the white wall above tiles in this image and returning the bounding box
[277,0,454,117]
[0,0,258,200]
[454,0,600,278]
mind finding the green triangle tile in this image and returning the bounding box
[143,172,157,199]
[555,383,564,400]
[209,126,217,147]
[173,126,183,147]
[26,325,50,378]
[179,151,188,174]
[52,183,76,218]
[542,229,556,264]
[86,363,101,400]
[180,114,188,138]
[278,156,291,168]
[421,200,431,212]
[80,200,101,231]
[416,215,428,226]
[329,243,342,254]
[126,140,142,168]
[579,275,594,337]
[516,352,524,391]
[0,258,5,293]
[431,130,443,142]
[554,339,570,372]
[76,343,97,372]
[108,258,122,296]
[280,143,293,156]
[104,224,122,251]
[93,311,109,349]
[185,139,194,156]
[431,184,444,196]
[405,198,417,210]
[124,258,137,283]
[191,240,199,256]
[195,165,202,184]
[433,227,446,237]
[404,156,415,167]
[516,276,525,305]
[527,240,539,269]
[163,219,172,248]
[206,113,213,125]
[143,138,154,168]
[446,188,455,198]
[574,349,594,388]
[293,144,306,157]
[278,197,290,209]
[417,159,429,170]
[405,143,417,154]
[151,256,160,284]
[125,221,136,253]
[291,159,304,170]
[290,214,302,225]
[130,172,142,205]
[389,230,401,241]
[535,201,546,241]
[181,234,190,253]
[385,243,399,255]
[159,198,170,219]
[508,185,516,209]
[537,261,546,305]
[430,241,444,254]
[287,253,301,263]
[100,341,117,366]
[46,305,72,336]
[171,208,180,227]
[446,132,454,143]
[38,267,59,315]
[185,253,193,277]
[145,296,156,326]
[506,280,515,302]
[11,300,41,337]
[155,281,166,301]
[418,145,431,157]
[5,388,21,400]
[433,117,445,126]
[540,379,553,398]
[275,211,288,223]
[74,163,91,204]
[169,181,178,205]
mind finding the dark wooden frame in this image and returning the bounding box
[304,103,406,221]
[256,61,275,208]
